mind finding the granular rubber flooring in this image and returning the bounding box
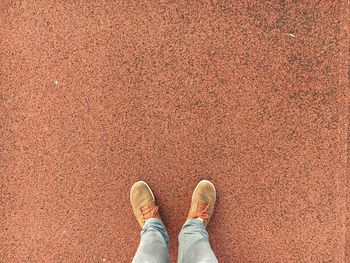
[0,1,349,262]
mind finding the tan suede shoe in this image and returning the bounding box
[187,180,216,227]
[130,181,160,228]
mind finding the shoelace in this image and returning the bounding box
[189,203,210,219]
[140,204,159,221]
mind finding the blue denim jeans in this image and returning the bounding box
[132,218,218,263]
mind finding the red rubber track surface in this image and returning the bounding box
[0,1,349,262]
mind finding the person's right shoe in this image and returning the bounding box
[187,180,216,227]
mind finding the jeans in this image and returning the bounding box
[132,218,218,263]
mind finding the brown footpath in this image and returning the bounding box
[0,1,349,262]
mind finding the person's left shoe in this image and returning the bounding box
[130,181,161,228]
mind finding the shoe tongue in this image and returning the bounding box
[139,199,153,207]
[140,203,157,220]
[140,201,155,215]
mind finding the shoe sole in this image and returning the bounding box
[192,179,216,200]
[130,181,155,201]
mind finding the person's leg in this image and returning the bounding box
[178,180,218,263]
[132,218,169,263]
[130,181,169,263]
[178,218,217,263]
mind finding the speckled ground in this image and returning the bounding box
[0,1,349,262]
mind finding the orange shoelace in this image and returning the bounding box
[140,204,159,221]
[189,203,210,219]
